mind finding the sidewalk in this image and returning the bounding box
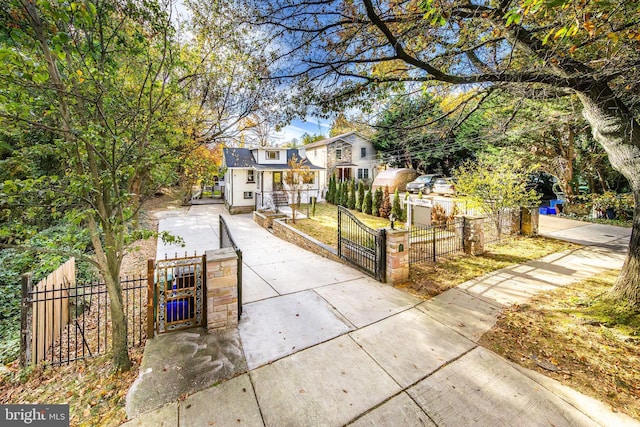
[124,207,637,426]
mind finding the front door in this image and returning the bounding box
[273,171,283,191]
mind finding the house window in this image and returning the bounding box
[266,151,279,160]
[336,148,342,160]
[243,191,253,199]
[361,147,366,158]
[357,168,369,180]
[247,170,255,183]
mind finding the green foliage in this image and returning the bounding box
[363,187,373,215]
[326,174,335,204]
[0,221,96,363]
[347,180,356,210]
[592,192,634,220]
[355,181,365,212]
[379,186,392,219]
[370,94,481,174]
[392,188,404,221]
[372,187,383,217]
[341,180,349,206]
[455,151,540,233]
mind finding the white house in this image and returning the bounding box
[302,132,380,187]
[223,147,324,214]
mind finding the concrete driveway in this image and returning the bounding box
[124,206,638,426]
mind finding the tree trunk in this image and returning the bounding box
[578,86,640,307]
[611,190,640,306]
[105,273,131,371]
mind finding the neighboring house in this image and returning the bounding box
[223,147,324,214]
[303,132,380,187]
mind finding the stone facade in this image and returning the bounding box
[205,248,238,331]
[385,228,409,284]
[326,141,352,173]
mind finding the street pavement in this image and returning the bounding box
[123,205,637,426]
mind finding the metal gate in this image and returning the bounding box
[152,255,206,334]
[337,206,386,281]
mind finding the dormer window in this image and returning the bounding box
[266,151,279,160]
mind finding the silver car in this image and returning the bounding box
[433,177,456,196]
[406,174,442,194]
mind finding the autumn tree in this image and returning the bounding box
[252,0,640,306]
[283,154,314,223]
[456,152,540,239]
[180,144,223,203]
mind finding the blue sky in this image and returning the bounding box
[275,118,332,144]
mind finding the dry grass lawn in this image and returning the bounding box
[480,269,640,420]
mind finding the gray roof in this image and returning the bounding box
[223,147,323,170]
[223,147,257,168]
[303,131,366,149]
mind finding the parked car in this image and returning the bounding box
[433,177,456,196]
[406,174,442,194]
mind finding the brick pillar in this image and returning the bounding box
[520,206,539,236]
[205,248,239,331]
[386,228,409,284]
[463,216,485,255]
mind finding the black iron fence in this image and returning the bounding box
[25,276,147,366]
[409,218,464,265]
[219,215,243,319]
[337,206,386,281]
[484,210,518,244]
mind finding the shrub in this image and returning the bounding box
[363,187,373,215]
[356,181,364,212]
[341,180,349,206]
[392,188,403,221]
[373,187,382,217]
[348,180,356,210]
[379,186,392,218]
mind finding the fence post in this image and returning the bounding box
[520,206,539,236]
[463,215,486,255]
[20,273,33,367]
[146,259,155,340]
[385,228,408,284]
[432,226,436,262]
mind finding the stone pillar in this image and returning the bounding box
[205,248,239,331]
[510,208,521,235]
[520,207,539,236]
[463,216,485,255]
[386,228,409,284]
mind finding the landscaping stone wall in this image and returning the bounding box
[270,219,342,263]
[253,211,288,228]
